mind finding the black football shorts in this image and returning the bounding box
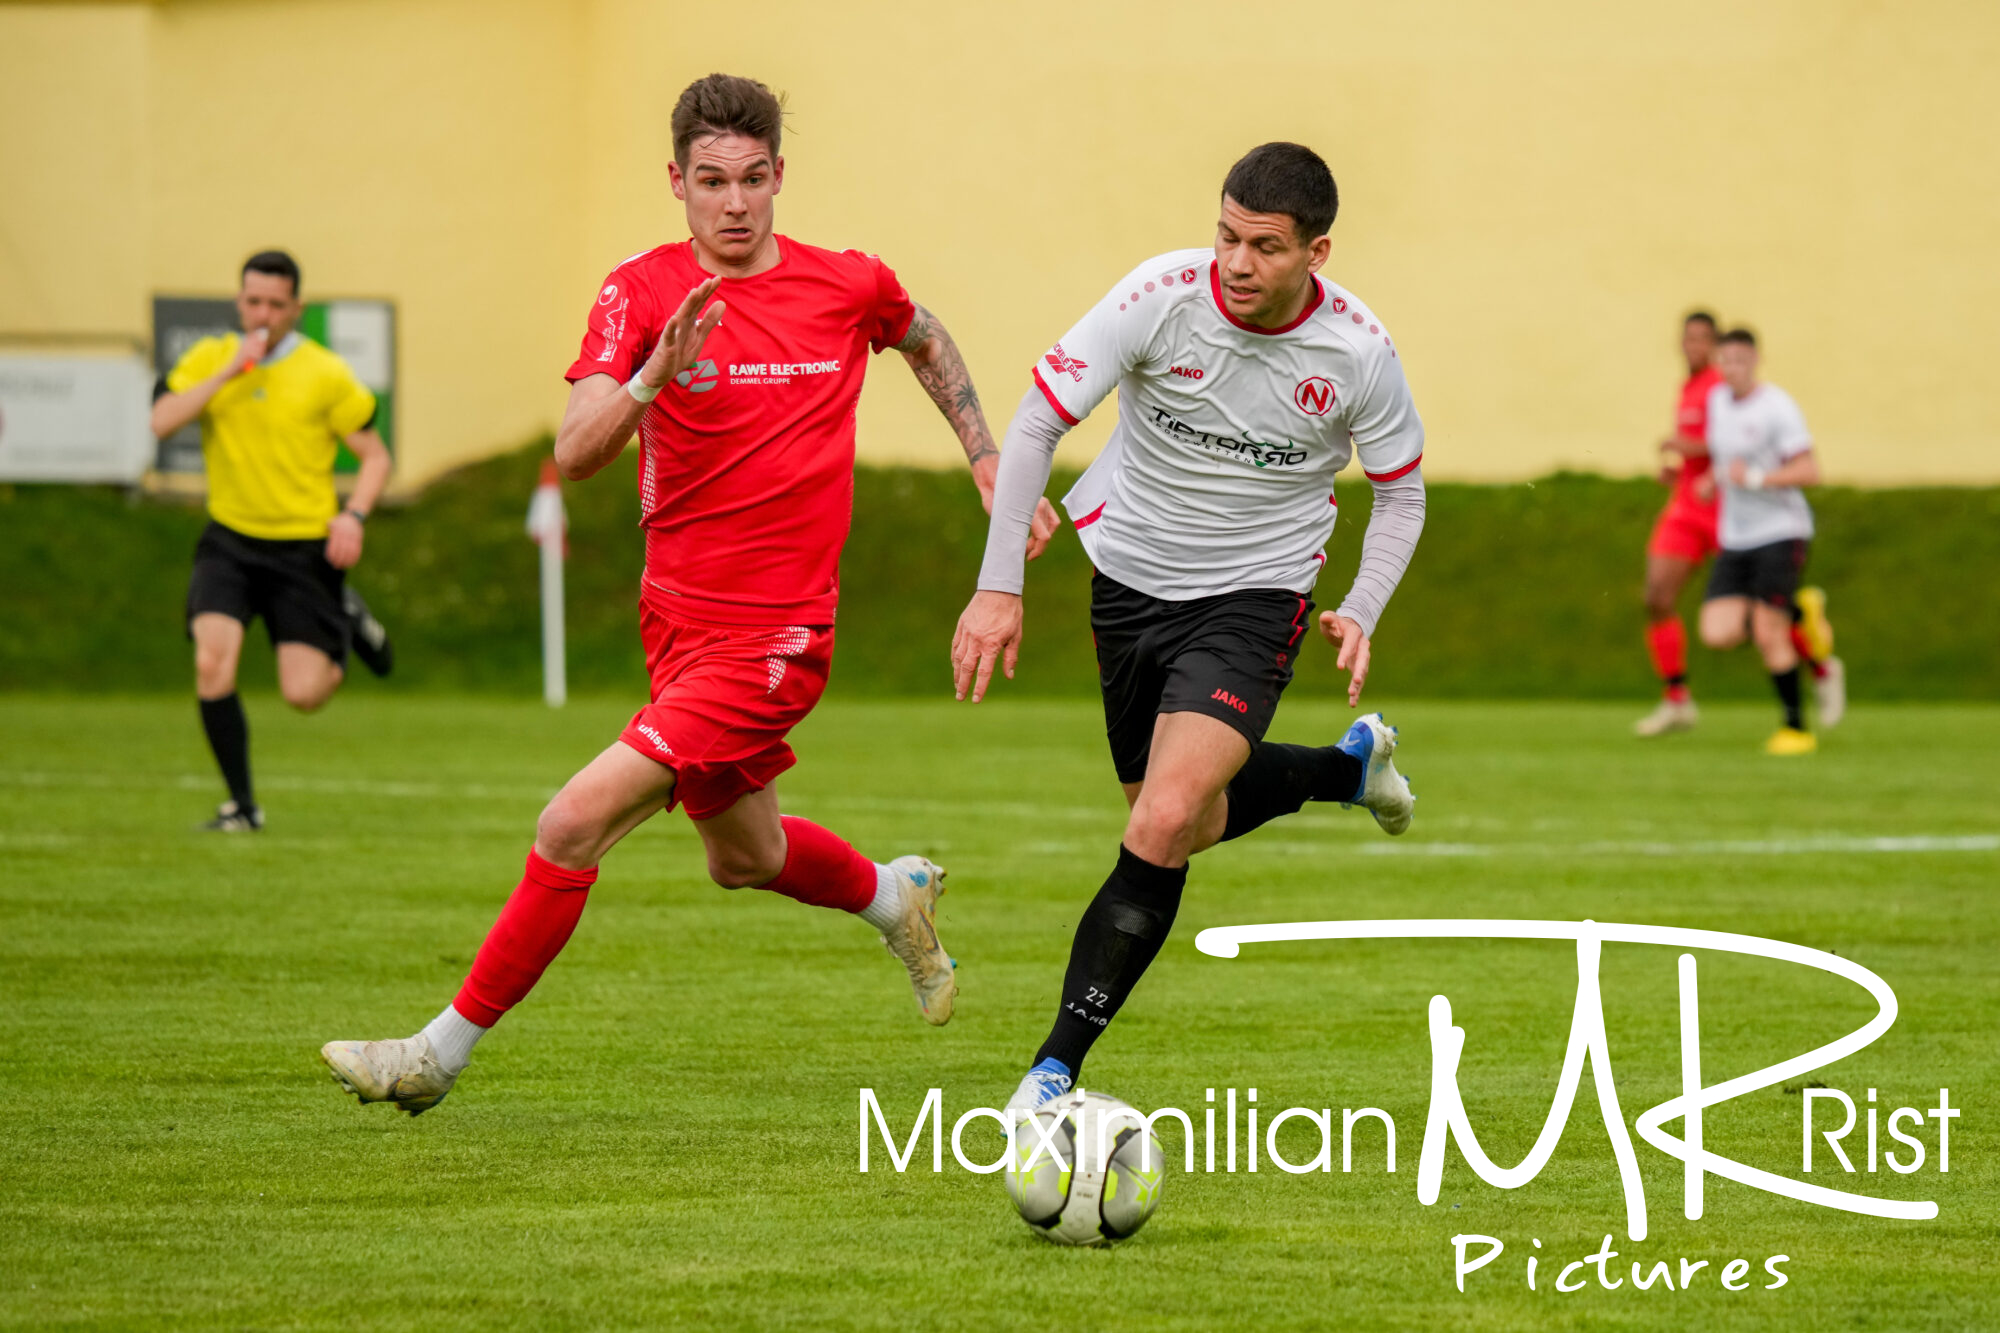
[1091,571,1313,784]
[186,520,350,665]
[1705,538,1809,609]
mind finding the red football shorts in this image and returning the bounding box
[1647,492,1720,562]
[617,603,835,821]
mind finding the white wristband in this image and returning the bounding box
[1743,465,1768,490]
[626,376,662,405]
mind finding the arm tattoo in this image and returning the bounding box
[898,303,995,467]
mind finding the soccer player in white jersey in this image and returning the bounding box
[1692,328,1845,754]
[951,143,1426,1111]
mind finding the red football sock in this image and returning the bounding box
[1789,624,1827,677]
[452,848,598,1027]
[1646,618,1689,700]
[761,816,877,913]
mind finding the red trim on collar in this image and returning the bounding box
[1208,261,1324,335]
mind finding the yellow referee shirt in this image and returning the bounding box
[166,332,377,540]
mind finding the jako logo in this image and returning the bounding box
[1295,377,1337,416]
[1045,345,1089,383]
[675,359,720,394]
[1211,688,1249,713]
[1171,366,1205,380]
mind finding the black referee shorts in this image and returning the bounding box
[1705,538,1810,610]
[186,521,350,665]
[1091,571,1312,784]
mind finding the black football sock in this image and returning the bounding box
[1033,846,1187,1081]
[1219,741,1364,842]
[1771,667,1805,731]
[199,692,255,809]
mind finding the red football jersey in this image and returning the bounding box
[1672,364,1723,502]
[567,237,916,627]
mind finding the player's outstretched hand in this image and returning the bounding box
[638,277,725,390]
[1319,612,1371,707]
[952,590,1024,703]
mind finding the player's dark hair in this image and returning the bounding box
[1221,142,1339,240]
[1684,310,1718,331]
[241,250,300,296]
[1719,327,1758,349]
[672,73,786,166]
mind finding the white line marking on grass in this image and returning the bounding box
[1351,834,2000,857]
[0,770,558,802]
[0,771,1126,822]
[6,771,1995,859]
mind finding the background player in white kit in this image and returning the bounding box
[952,143,1427,1110]
[1694,328,1844,754]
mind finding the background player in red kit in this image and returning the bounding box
[1634,311,1723,736]
[321,74,1057,1115]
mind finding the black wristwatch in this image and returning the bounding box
[342,507,368,524]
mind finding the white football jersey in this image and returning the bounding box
[1035,248,1424,601]
[1705,381,1815,549]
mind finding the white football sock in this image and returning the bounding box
[858,862,903,931]
[420,1003,487,1075]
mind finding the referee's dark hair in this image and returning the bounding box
[241,250,301,297]
[1684,310,1719,331]
[1222,142,1339,240]
[1719,327,1758,349]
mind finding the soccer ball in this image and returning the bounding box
[1004,1088,1166,1246]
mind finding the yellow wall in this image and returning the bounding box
[5,0,1998,487]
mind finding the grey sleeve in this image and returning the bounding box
[974,387,1072,594]
[1333,466,1426,638]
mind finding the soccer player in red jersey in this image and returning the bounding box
[321,74,1056,1115]
[1634,311,1724,736]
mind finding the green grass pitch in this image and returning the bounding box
[1,694,1993,1330]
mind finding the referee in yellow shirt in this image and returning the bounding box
[151,251,395,831]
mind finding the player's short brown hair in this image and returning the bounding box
[671,74,786,166]
[1222,142,1339,240]
[1719,327,1758,349]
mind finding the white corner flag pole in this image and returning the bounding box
[526,459,568,707]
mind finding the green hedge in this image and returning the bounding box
[3,442,1993,699]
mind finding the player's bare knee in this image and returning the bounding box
[1125,795,1201,863]
[706,848,779,890]
[1699,611,1745,650]
[282,682,331,713]
[535,798,603,869]
[194,648,237,696]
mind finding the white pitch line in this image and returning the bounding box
[4,771,1993,858]
[1256,834,2000,858]
[0,770,1121,823]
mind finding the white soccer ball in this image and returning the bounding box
[1004,1088,1166,1246]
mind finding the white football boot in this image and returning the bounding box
[1814,656,1847,729]
[1634,697,1699,737]
[879,855,956,1026]
[1005,1059,1075,1116]
[321,1034,458,1116]
[1336,712,1415,836]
